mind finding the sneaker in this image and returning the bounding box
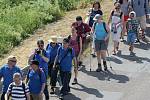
[104,65,108,71]
[120,38,125,42]
[96,67,102,72]
[50,87,55,94]
[135,39,140,43]
[72,78,78,85]
[130,52,136,57]
[91,53,97,57]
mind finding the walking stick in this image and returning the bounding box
[106,49,113,70]
[89,36,92,72]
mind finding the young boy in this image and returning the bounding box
[126,11,139,56]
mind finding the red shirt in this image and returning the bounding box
[72,22,91,39]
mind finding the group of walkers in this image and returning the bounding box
[0,0,149,100]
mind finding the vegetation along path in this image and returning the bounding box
[0,0,113,68]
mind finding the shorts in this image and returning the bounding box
[127,33,136,44]
[124,15,129,22]
[137,15,146,30]
[94,40,107,51]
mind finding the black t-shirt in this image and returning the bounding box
[89,9,103,27]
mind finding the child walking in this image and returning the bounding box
[126,11,139,56]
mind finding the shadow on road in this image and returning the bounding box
[71,83,103,98]
[107,56,123,64]
[123,40,150,50]
[80,66,129,83]
[63,93,81,100]
[116,51,150,64]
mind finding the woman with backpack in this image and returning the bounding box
[108,2,123,55]
[68,27,82,85]
[86,1,103,57]
[92,14,110,72]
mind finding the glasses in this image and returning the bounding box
[9,60,17,63]
[38,44,44,47]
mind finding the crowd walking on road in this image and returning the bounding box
[0,0,149,100]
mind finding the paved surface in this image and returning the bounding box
[0,18,149,100]
[48,24,150,100]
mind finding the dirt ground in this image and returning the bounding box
[0,0,113,68]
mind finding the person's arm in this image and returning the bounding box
[28,53,35,65]
[107,11,113,25]
[25,86,30,100]
[105,24,111,41]
[39,71,46,96]
[78,37,83,60]
[5,92,10,100]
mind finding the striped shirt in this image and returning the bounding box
[7,82,29,100]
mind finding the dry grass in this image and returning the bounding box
[0,0,113,68]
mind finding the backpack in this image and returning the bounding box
[67,35,80,45]
[26,68,42,83]
[111,10,123,18]
[93,22,108,33]
[9,82,27,99]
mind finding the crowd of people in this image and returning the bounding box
[0,0,149,100]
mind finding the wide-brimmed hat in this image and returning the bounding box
[48,36,57,43]
[8,55,17,62]
[93,14,102,21]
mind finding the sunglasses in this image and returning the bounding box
[38,44,44,47]
[9,60,17,62]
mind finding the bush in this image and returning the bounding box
[0,0,92,57]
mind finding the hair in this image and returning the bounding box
[118,0,128,4]
[13,73,22,80]
[37,39,44,45]
[92,1,101,9]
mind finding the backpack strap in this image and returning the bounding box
[22,82,27,99]
[103,22,108,33]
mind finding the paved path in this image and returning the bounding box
[49,25,150,100]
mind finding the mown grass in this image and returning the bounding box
[0,0,95,57]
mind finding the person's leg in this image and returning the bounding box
[1,92,6,100]
[50,66,59,94]
[44,84,49,100]
[72,57,78,85]
[101,50,107,71]
[96,51,102,72]
[48,63,53,78]
[140,16,147,40]
[31,93,41,100]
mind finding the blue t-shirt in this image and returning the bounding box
[0,64,21,92]
[46,43,60,64]
[58,47,75,72]
[94,22,107,40]
[33,50,49,76]
[28,69,46,94]
[89,9,103,27]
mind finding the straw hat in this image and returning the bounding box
[48,36,57,43]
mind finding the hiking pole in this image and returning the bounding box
[89,36,92,72]
[106,49,113,70]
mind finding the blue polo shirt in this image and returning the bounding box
[58,47,75,72]
[28,69,46,94]
[46,43,60,64]
[0,64,21,92]
[33,50,49,76]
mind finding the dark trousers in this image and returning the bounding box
[60,71,71,94]
[49,63,59,88]
[44,85,49,100]
[1,92,6,100]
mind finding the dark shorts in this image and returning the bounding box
[95,40,107,51]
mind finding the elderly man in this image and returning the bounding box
[0,55,22,100]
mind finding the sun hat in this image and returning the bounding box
[93,14,102,21]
